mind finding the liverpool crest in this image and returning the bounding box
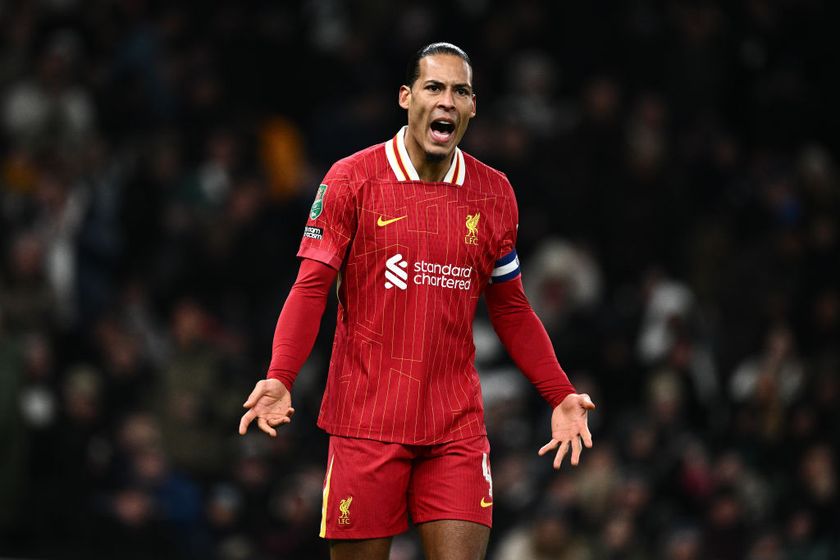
[338,496,352,525]
[465,212,480,245]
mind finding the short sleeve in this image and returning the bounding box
[297,165,357,270]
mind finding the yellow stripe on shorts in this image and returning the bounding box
[319,455,335,538]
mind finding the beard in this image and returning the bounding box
[425,150,448,163]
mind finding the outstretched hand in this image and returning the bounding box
[238,378,295,437]
[538,393,596,469]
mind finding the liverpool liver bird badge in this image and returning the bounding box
[465,212,480,245]
[338,496,352,524]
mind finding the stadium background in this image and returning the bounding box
[1,1,838,558]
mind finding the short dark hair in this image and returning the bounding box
[405,42,473,88]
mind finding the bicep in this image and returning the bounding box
[294,257,338,295]
[485,276,530,320]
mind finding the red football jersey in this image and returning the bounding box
[298,127,521,444]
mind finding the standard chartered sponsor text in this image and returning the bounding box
[413,260,472,290]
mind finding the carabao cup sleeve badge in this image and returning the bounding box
[310,183,328,219]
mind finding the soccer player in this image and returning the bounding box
[238,42,595,560]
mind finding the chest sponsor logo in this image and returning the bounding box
[309,183,328,219]
[384,254,409,290]
[465,212,480,245]
[303,226,323,240]
[384,253,472,291]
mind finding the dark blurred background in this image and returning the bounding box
[1,1,838,559]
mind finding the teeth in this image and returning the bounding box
[431,120,455,134]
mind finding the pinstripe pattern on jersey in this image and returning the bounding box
[298,136,518,444]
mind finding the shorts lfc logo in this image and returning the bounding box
[465,212,480,245]
[338,496,352,525]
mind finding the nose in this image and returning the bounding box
[438,87,455,109]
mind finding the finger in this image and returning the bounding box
[287,407,296,418]
[257,416,277,437]
[579,393,596,410]
[538,439,558,456]
[243,381,266,408]
[571,436,582,466]
[238,409,257,435]
[581,421,594,448]
[554,440,570,469]
[268,415,292,427]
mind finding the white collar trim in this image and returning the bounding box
[385,126,465,185]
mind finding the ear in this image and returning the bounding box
[470,94,476,119]
[399,85,411,110]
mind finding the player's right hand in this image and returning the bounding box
[238,378,295,437]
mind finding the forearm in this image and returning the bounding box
[485,277,575,407]
[266,258,336,390]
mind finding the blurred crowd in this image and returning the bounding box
[1,1,838,559]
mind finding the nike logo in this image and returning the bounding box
[377,215,407,227]
[480,497,493,508]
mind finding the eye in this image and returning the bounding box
[426,84,441,92]
[456,87,470,96]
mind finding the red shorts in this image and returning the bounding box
[319,435,493,539]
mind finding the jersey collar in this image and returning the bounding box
[385,126,466,185]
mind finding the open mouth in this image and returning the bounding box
[429,119,456,143]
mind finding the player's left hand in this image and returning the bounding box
[538,393,596,469]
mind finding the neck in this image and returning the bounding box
[404,133,453,182]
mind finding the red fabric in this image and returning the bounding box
[296,140,520,445]
[266,258,336,390]
[485,277,576,408]
[321,435,492,539]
